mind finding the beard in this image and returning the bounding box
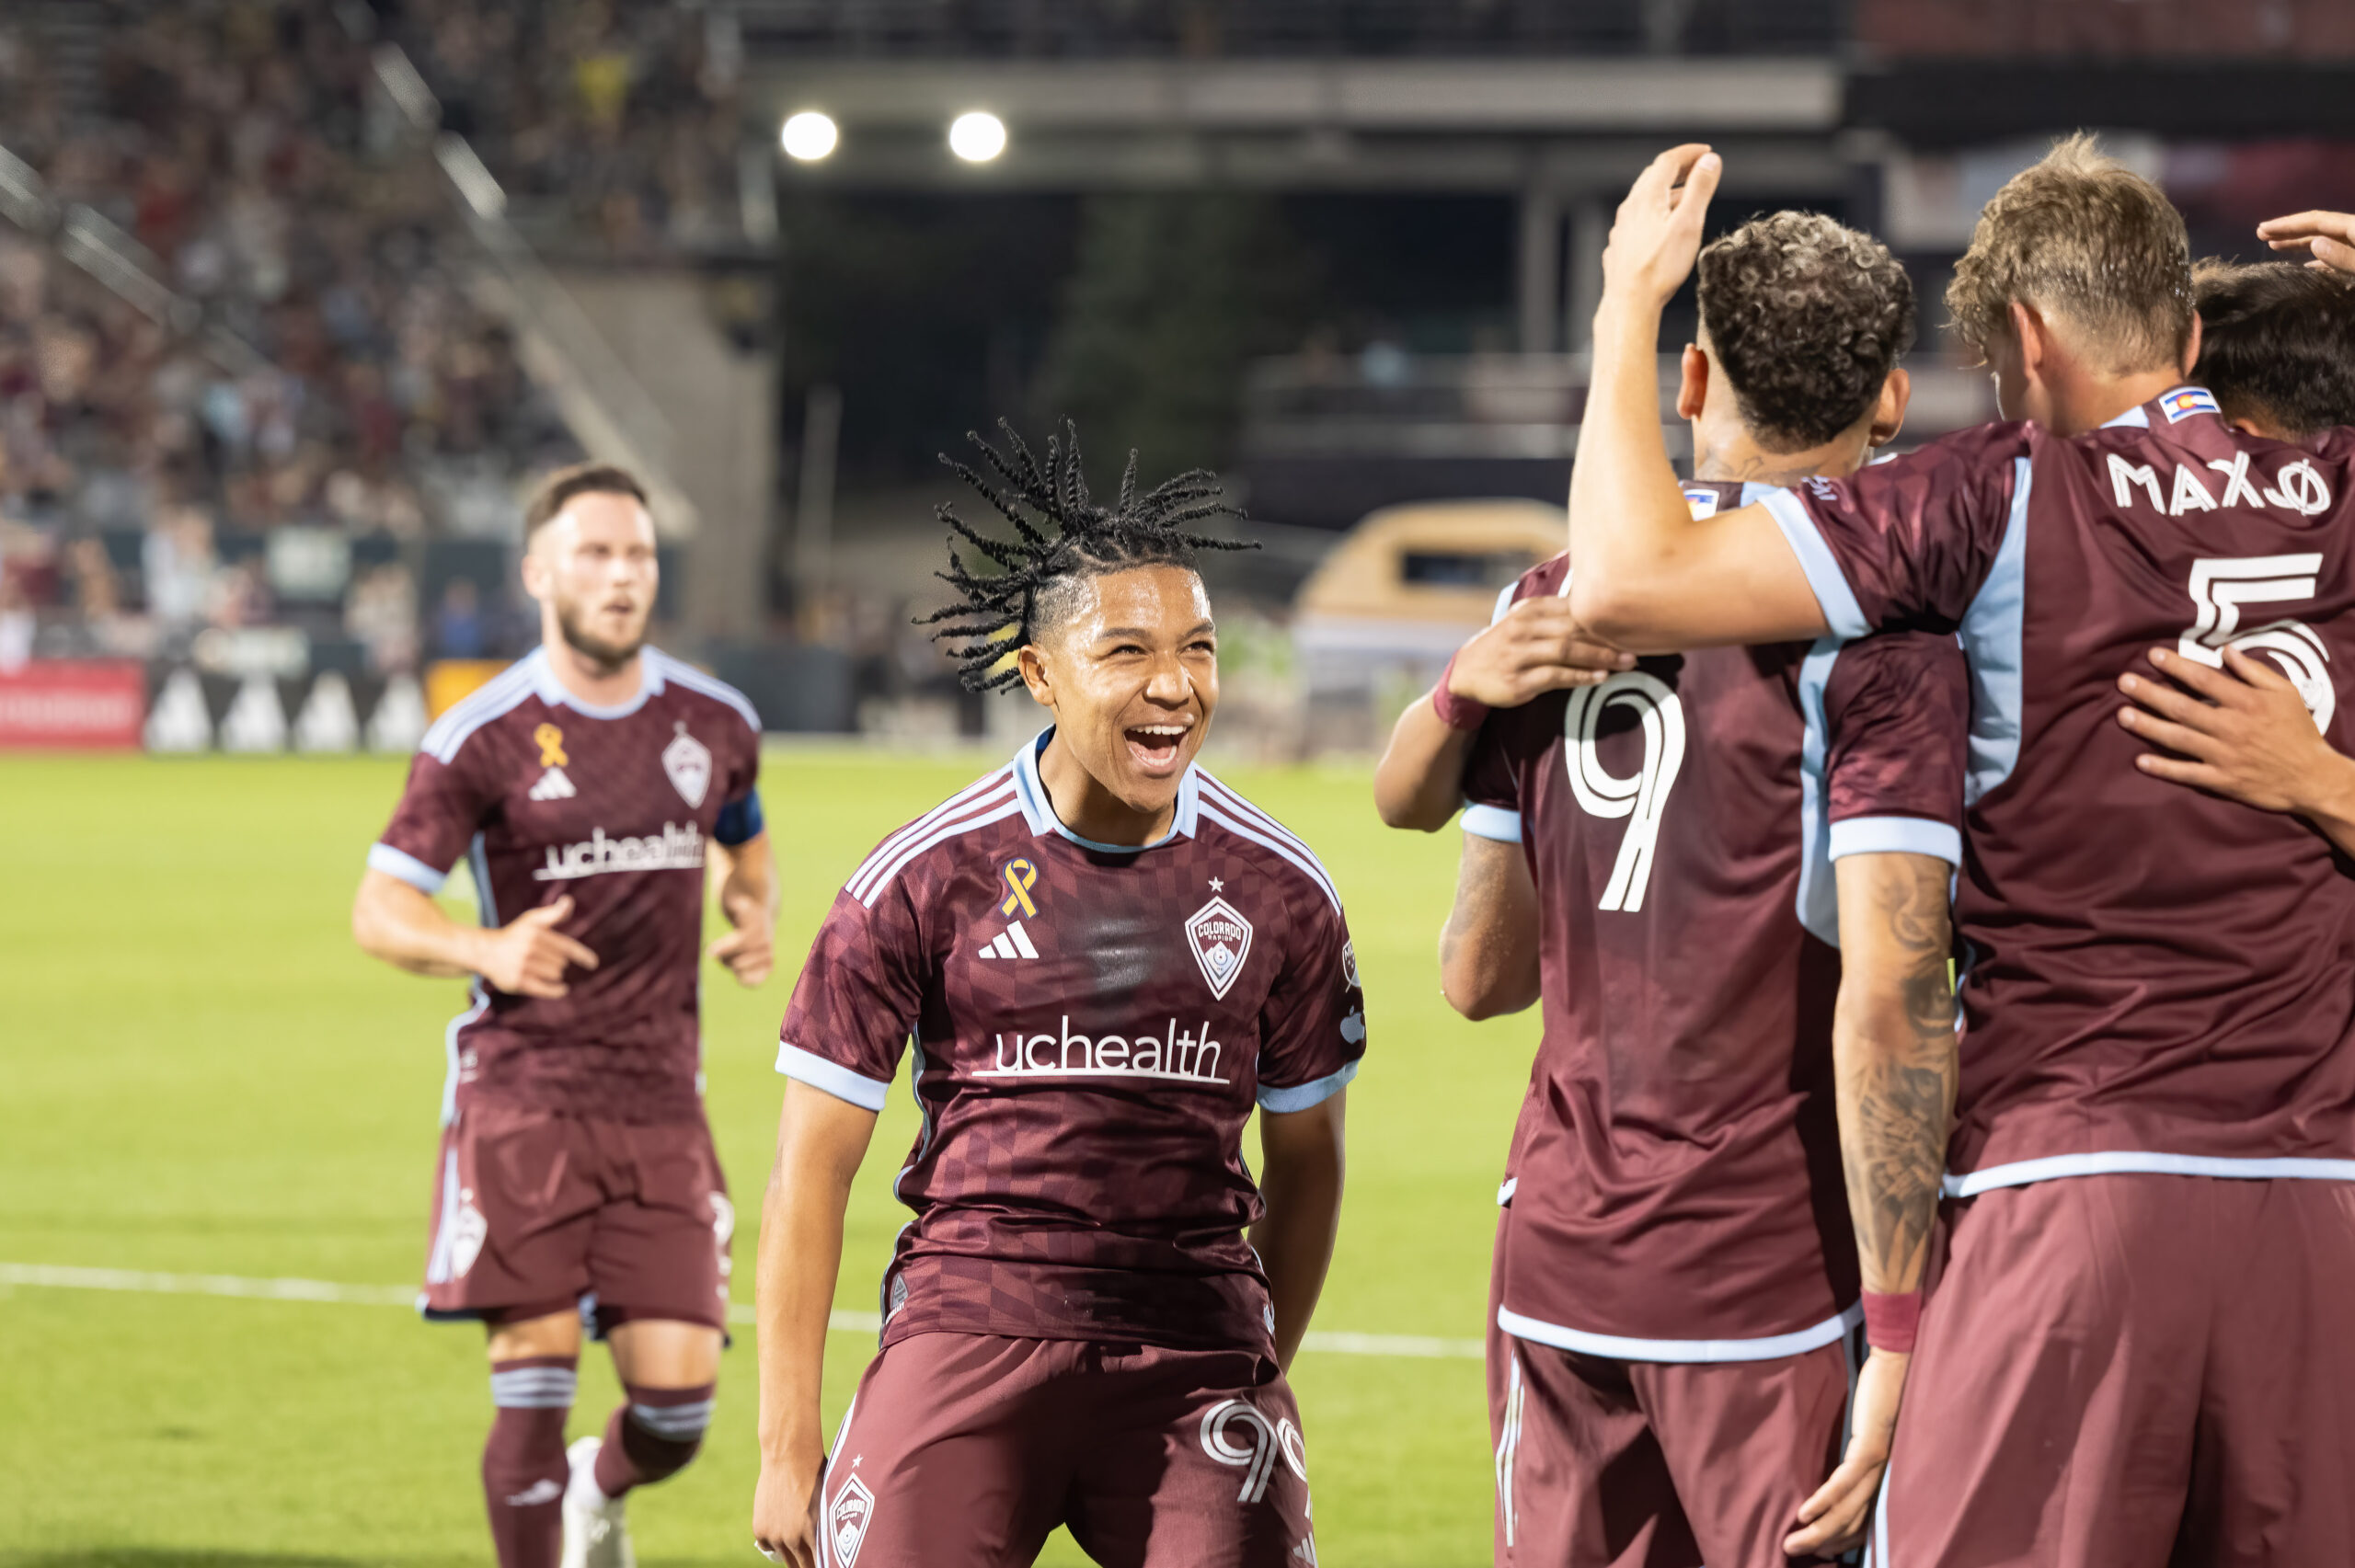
[553,594,647,671]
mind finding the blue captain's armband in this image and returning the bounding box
[715,788,764,847]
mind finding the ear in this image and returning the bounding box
[519,541,549,604]
[2007,299,2046,380]
[1017,644,1057,711]
[2181,311,2203,379]
[1867,366,1912,449]
[1676,344,1708,422]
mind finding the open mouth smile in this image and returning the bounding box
[1122,721,1193,774]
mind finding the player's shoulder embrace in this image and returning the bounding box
[1190,767,1346,923]
[1496,552,1570,623]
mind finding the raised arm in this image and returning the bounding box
[1251,1093,1348,1370]
[1375,597,1632,831]
[1566,146,1829,651]
[1438,831,1542,1021]
[752,1080,879,1568]
[1786,849,1956,1558]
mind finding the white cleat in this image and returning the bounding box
[561,1436,637,1568]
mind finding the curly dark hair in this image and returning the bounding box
[920,419,1252,693]
[1696,211,1917,453]
[2193,259,2355,440]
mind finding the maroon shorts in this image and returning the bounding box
[818,1332,1315,1568]
[419,1099,731,1333]
[1487,1225,1857,1568]
[1874,1174,2355,1568]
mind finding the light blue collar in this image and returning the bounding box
[527,645,666,719]
[1011,727,1200,853]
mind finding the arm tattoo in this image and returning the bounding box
[1836,856,1958,1296]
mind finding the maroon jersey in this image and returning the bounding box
[1465,488,1970,1355]
[369,647,764,1125]
[1765,387,2355,1192]
[777,732,1366,1356]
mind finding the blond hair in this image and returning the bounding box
[1945,132,2192,374]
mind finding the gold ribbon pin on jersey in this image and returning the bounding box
[534,724,568,768]
[999,858,1039,918]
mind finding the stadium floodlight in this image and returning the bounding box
[781,111,839,162]
[948,111,1007,164]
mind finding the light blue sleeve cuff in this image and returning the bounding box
[369,842,451,895]
[1258,1058,1360,1114]
[1460,804,1523,843]
[1829,816,1963,866]
[775,1043,892,1111]
[1758,487,1870,640]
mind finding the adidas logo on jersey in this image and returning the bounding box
[527,766,576,801]
[975,920,1040,960]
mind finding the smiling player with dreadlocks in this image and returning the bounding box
[752,423,1367,1568]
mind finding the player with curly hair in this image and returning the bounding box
[1376,210,1970,1567]
[751,423,1366,1568]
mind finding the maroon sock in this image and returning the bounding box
[483,1356,577,1568]
[591,1381,716,1498]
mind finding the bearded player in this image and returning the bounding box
[1571,139,2355,1565]
[353,464,775,1568]
[751,424,1361,1568]
[1375,212,1969,1566]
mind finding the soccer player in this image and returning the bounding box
[1375,212,1970,1567]
[750,425,1362,1568]
[351,464,774,1568]
[2187,259,2355,441]
[1567,137,2355,1564]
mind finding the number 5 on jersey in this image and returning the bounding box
[2180,555,2336,731]
[1565,671,1686,912]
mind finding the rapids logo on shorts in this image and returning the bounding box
[1185,897,1254,1000]
[829,1474,876,1567]
[1199,1398,1310,1504]
[426,1151,488,1284]
[663,721,712,808]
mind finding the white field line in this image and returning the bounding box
[0,1263,1482,1359]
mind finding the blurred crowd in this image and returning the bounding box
[0,0,747,674]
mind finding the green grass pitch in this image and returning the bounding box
[0,748,1536,1566]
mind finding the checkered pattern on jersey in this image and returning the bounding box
[374,653,761,1123]
[782,752,1363,1351]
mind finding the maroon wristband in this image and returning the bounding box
[1860,1289,1923,1354]
[1430,651,1489,732]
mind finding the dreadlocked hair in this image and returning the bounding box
[919,418,1253,693]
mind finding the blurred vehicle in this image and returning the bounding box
[1292,498,1564,752]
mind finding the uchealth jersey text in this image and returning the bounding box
[1463,488,1969,1356]
[1765,388,2355,1193]
[367,647,764,1125]
[777,730,1366,1356]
